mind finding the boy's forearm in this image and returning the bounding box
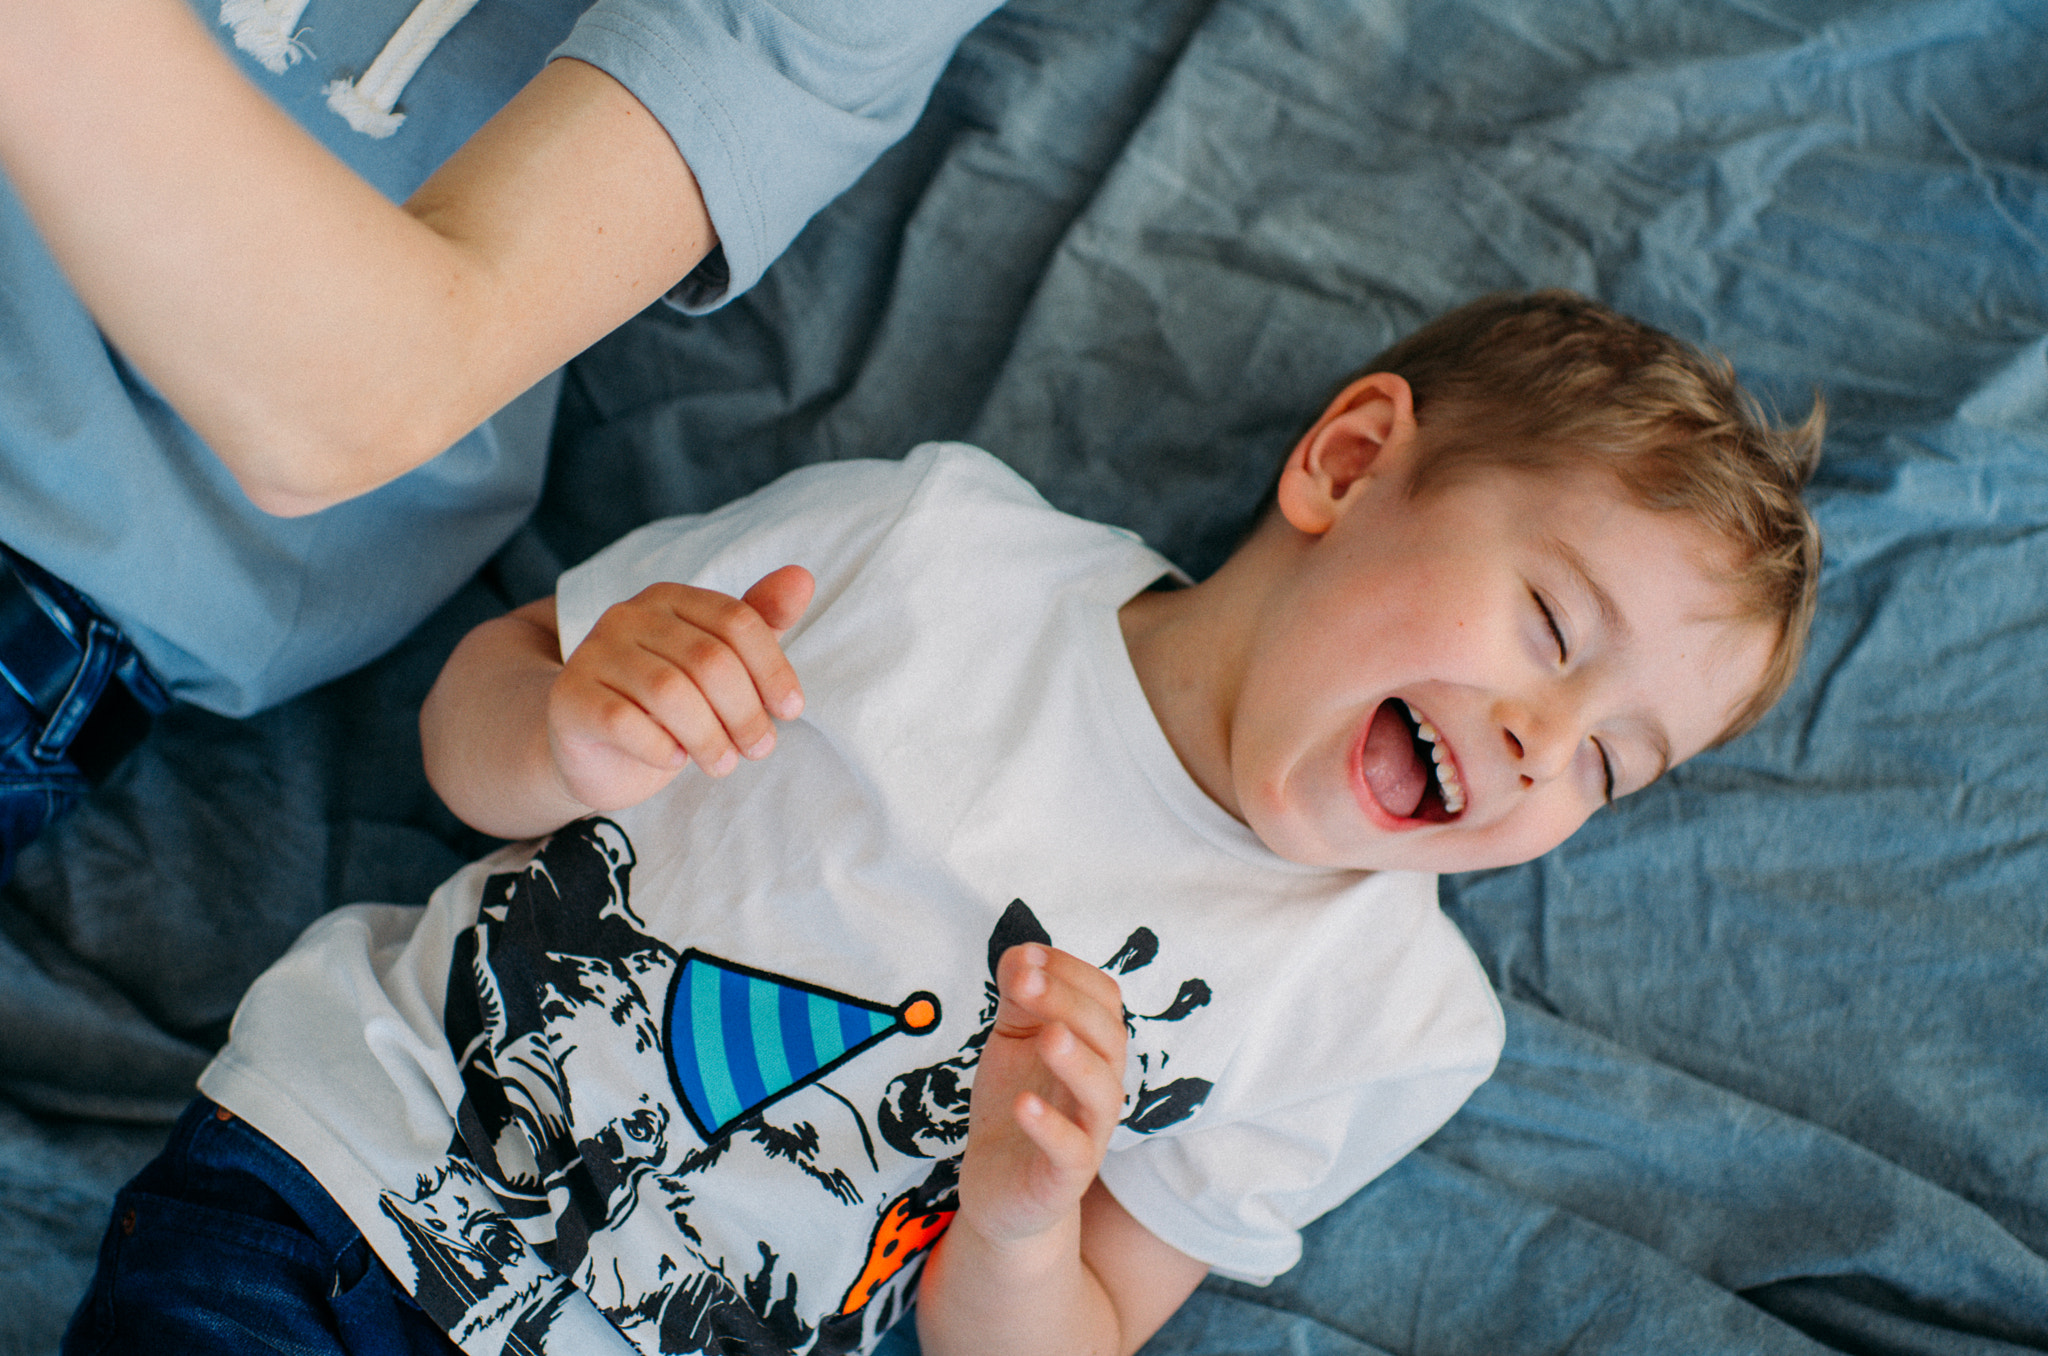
[420,606,591,840]
[916,1213,1129,1356]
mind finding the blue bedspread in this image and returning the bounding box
[3,0,2043,1350]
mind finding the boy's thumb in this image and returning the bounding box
[743,565,815,633]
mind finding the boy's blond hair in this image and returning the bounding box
[1365,289,1823,744]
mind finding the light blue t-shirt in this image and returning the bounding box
[0,0,996,716]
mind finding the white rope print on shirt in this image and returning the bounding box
[218,0,314,74]
[219,0,482,138]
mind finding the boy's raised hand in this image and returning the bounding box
[920,944,1206,1356]
[958,944,1131,1250]
[420,564,813,841]
[548,566,814,813]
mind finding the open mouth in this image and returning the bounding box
[1360,698,1467,823]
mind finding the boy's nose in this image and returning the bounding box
[1501,702,1580,786]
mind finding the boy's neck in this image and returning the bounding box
[1118,520,1292,827]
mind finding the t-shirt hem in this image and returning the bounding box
[1095,1155,1299,1285]
[200,1056,640,1356]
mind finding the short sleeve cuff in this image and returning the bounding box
[1097,1149,1302,1286]
[553,0,998,309]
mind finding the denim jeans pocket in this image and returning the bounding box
[65,1101,464,1356]
[75,1187,336,1356]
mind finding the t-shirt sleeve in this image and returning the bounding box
[1097,887,1507,1285]
[1097,1042,1499,1284]
[552,0,1001,310]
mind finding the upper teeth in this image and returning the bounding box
[1405,701,1466,814]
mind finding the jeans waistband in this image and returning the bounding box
[0,547,168,783]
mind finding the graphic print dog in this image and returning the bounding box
[387,818,1216,1354]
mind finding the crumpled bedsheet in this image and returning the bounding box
[3,0,2043,1350]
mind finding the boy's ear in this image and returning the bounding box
[1275,372,1418,535]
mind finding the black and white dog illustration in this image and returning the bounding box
[383,821,1218,1355]
[394,819,890,1353]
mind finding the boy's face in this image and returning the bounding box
[1222,376,1772,875]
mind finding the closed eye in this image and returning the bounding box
[1535,588,1609,797]
[1533,590,1568,662]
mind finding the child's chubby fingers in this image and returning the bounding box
[960,956,1129,1245]
[574,572,810,772]
[1022,1019,1129,1144]
[632,576,808,746]
[740,564,815,637]
[549,655,703,773]
[1010,1077,1109,1173]
[994,944,1130,1070]
[550,608,742,779]
[992,945,1130,1151]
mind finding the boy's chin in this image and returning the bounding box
[1412,822,1591,875]
[1265,822,1585,876]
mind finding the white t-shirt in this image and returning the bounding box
[200,444,1503,1356]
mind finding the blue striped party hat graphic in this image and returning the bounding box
[664,949,941,1143]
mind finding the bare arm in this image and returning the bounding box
[0,2,707,515]
[420,568,812,839]
[916,946,1210,1356]
[920,1180,1208,1356]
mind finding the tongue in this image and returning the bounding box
[1361,701,1428,819]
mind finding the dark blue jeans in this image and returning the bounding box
[62,1099,460,1356]
[0,547,167,884]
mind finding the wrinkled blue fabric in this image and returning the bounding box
[5,0,2045,1352]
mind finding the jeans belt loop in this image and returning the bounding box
[34,618,121,763]
[0,559,79,720]
[0,549,161,782]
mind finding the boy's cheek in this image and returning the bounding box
[1512,807,1602,866]
[1434,801,1601,874]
